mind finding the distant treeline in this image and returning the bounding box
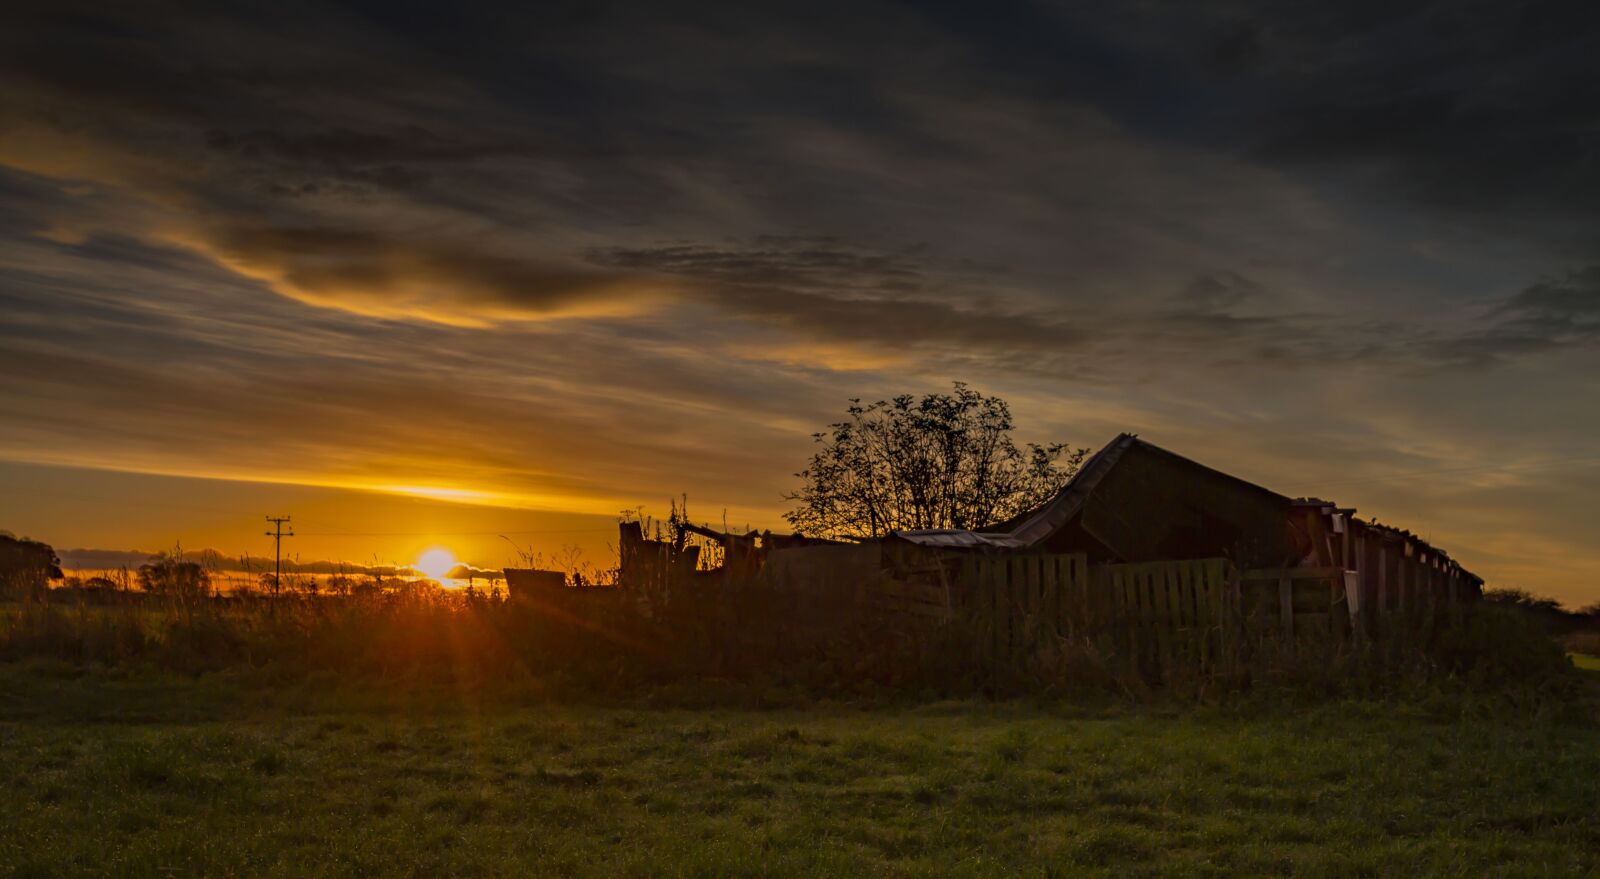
[59,548,413,577]
[1483,588,1600,635]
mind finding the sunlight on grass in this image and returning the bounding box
[1570,653,1600,673]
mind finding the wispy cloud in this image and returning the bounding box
[2,0,1599,602]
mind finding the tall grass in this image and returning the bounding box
[0,584,1587,710]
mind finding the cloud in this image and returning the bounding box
[1416,266,1600,367]
[186,224,674,325]
[591,238,1089,355]
[56,547,412,577]
[1054,2,1600,255]
[3,0,1600,604]
[1492,266,1600,341]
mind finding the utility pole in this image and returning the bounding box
[265,516,293,596]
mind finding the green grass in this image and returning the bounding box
[0,664,1596,878]
[1570,652,1600,673]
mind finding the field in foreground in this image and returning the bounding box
[1,665,1597,878]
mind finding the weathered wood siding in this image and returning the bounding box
[1044,442,1298,568]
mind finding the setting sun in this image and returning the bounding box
[415,547,457,580]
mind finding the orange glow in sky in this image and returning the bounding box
[414,547,458,580]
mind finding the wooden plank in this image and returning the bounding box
[1215,560,1232,671]
[1042,556,1057,632]
[1343,570,1362,632]
[979,557,992,669]
[1133,566,1149,672]
[1177,563,1190,666]
[1017,556,1032,659]
[960,555,978,615]
[1152,566,1164,675]
[1331,526,1349,643]
[1062,555,1077,635]
[1350,534,1366,635]
[1026,555,1043,650]
[1279,575,1294,643]
[1426,559,1439,623]
[1018,555,1034,659]
[1056,553,1068,637]
[974,558,992,670]
[998,557,1011,662]
[1076,555,1092,634]
[1117,567,1133,668]
[1120,568,1139,674]
[1376,544,1389,635]
[1071,556,1087,635]
[1148,566,1166,676]
[1166,562,1183,669]
[1061,557,1071,628]
[1397,555,1410,620]
[1153,566,1173,676]
[1177,561,1195,666]
[1040,555,1056,637]
[1107,563,1120,659]
[1214,561,1234,672]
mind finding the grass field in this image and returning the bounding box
[1,664,1597,877]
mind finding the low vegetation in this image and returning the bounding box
[1,662,1597,877]
[4,549,1597,875]
[1,579,1594,708]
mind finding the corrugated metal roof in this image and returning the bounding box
[888,529,1030,550]
[888,433,1485,586]
[890,434,1137,550]
[1002,432,1136,547]
[892,433,1289,552]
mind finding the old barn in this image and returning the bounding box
[591,433,1484,685]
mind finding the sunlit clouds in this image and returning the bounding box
[2,1,1598,604]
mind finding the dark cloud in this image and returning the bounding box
[590,238,1086,354]
[1103,2,1600,249]
[198,223,663,321]
[1428,266,1600,366]
[1494,266,1600,337]
[4,0,1600,601]
[1173,272,1269,313]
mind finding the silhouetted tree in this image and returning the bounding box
[1484,588,1598,635]
[784,383,1089,539]
[0,532,63,600]
[137,549,210,598]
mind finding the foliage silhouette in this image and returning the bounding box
[784,383,1089,539]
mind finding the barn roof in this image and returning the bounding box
[890,433,1483,587]
[893,433,1286,551]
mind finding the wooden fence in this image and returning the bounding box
[935,555,1235,682]
[873,551,1476,685]
[590,524,1482,687]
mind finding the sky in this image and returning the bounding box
[2,1,1598,604]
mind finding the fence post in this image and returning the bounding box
[1376,544,1388,639]
[1279,574,1294,645]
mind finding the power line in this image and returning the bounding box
[291,526,616,537]
[264,516,293,596]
